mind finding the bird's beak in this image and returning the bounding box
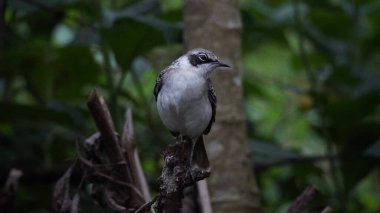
[215,60,230,68]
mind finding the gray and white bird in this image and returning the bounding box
[154,48,230,169]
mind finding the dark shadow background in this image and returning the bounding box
[0,0,379,212]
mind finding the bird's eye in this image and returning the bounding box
[199,54,207,61]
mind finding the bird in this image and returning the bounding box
[154,48,230,170]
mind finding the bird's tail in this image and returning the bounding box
[192,136,210,170]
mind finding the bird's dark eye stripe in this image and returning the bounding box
[188,53,214,66]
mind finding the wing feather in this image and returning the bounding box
[154,68,168,101]
[203,78,217,135]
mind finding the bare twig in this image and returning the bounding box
[0,168,23,211]
[86,90,144,209]
[87,90,126,170]
[255,155,338,172]
[53,164,80,213]
[53,91,213,212]
[321,206,332,213]
[287,185,319,213]
[122,108,151,202]
[134,196,157,213]
[53,91,152,212]
[197,180,212,213]
[76,152,145,201]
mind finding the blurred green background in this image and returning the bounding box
[1,0,379,212]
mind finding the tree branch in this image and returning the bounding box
[121,108,151,202]
[155,141,210,213]
[87,90,129,178]
[0,168,23,211]
[321,206,332,213]
[86,90,144,209]
[287,185,319,213]
[134,196,157,213]
[53,91,212,212]
[255,155,338,173]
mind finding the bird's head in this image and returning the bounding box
[185,48,230,77]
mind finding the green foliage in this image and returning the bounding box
[0,0,180,211]
[242,0,380,212]
[0,0,379,212]
[101,17,167,70]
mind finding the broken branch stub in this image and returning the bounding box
[86,90,144,210]
[155,142,210,213]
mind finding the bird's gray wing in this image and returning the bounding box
[154,68,168,101]
[203,78,216,135]
[154,67,180,137]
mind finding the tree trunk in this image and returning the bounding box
[184,0,262,212]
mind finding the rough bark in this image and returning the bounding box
[155,141,210,213]
[184,0,262,212]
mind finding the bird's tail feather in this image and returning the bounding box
[192,136,210,170]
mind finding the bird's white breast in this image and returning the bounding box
[157,70,212,138]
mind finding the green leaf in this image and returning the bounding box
[341,156,379,194]
[101,17,166,70]
[54,46,101,101]
[0,103,85,131]
[340,122,380,192]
